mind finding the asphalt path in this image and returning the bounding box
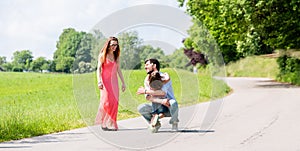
[1,77,300,151]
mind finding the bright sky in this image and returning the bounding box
[0,0,190,61]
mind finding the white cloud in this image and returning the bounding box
[0,0,187,61]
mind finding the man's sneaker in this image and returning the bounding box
[172,122,178,131]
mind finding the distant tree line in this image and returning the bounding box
[0,50,51,72]
[0,28,193,73]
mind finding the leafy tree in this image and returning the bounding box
[251,0,300,49]
[183,19,226,64]
[73,61,93,73]
[136,45,166,69]
[277,54,300,85]
[11,50,33,71]
[178,0,299,63]
[118,31,142,69]
[0,56,6,65]
[31,57,49,72]
[12,64,23,72]
[1,62,13,71]
[48,60,56,72]
[53,28,107,73]
[41,63,50,71]
[139,45,165,61]
[53,28,83,72]
[73,33,94,72]
[55,56,74,73]
[179,0,240,63]
[165,48,193,70]
[90,30,106,69]
[25,59,31,71]
[0,56,6,71]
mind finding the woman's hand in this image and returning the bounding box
[98,82,103,90]
[122,83,126,92]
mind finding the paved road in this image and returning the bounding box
[1,77,300,151]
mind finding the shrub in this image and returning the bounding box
[276,55,300,85]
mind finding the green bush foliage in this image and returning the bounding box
[277,55,300,85]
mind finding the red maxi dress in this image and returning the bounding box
[95,59,119,129]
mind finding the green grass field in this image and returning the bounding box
[0,72,84,142]
[226,55,279,79]
[0,68,230,142]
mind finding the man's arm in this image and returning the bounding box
[136,74,169,107]
[136,87,166,97]
[136,85,169,107]
[146,89,166,97]
[136,75,166,97]
[146,95,170,108]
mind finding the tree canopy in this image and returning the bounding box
[53,28,102,73]
[118,31,142,70]
[11,50,33,71]
[30,57,49,72]
[179,0,300,63]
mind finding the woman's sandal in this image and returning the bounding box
[102,127,117,131]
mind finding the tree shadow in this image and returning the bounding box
[0,146,32,149]
[1,132,88,145]
[255,79,300,88]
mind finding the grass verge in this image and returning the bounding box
[226,55,279,79]
[0,69,230,142]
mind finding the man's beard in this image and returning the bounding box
[147,70,153,75]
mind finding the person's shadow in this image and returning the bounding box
[158,129,215,133]
[117,128,215,133]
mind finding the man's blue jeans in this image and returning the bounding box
[138,99,179,124]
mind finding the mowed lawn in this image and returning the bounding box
[0,72,84,142]
[0,69,230,142]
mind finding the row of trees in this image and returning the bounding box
[178,0,300,63]
[0,28,193,73]
[1,1,299,73]
[52,29,166,72]
[0,51,51,72]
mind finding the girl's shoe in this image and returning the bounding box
[102,127,117,131]
[150,114,159,127]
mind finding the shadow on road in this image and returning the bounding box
[0,146,32,149]
[117,128,147,131]
[1,132,88,145]
[111,128,215,133]
[158,129,215,133]
[255,79,299,88]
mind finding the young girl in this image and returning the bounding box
[148,71,168,130]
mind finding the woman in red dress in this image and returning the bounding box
[95,37,126,131]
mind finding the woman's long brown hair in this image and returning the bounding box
[99,36,120,63]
